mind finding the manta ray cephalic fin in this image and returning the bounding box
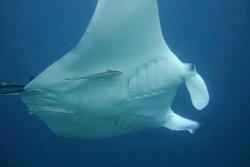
[185,72,209,110]
[164,108,201,134]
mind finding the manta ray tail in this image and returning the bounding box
[0,83,25,96]
[183,64,209,110]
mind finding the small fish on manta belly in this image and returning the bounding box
[0,0,209,139]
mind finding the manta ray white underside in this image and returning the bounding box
[18,0,209,138]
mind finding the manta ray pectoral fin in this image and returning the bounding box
[64,70,122,81]
[184,66,209,110]
[164,108,201,134]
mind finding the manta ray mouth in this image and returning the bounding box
[184,63,196,73]
[188,64,196,71]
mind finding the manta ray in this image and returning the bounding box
[0,0,209,138]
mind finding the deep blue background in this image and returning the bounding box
[0,0,250,166]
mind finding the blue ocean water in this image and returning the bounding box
[0,0,249,166]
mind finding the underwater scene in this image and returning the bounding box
[0,0,249,166]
